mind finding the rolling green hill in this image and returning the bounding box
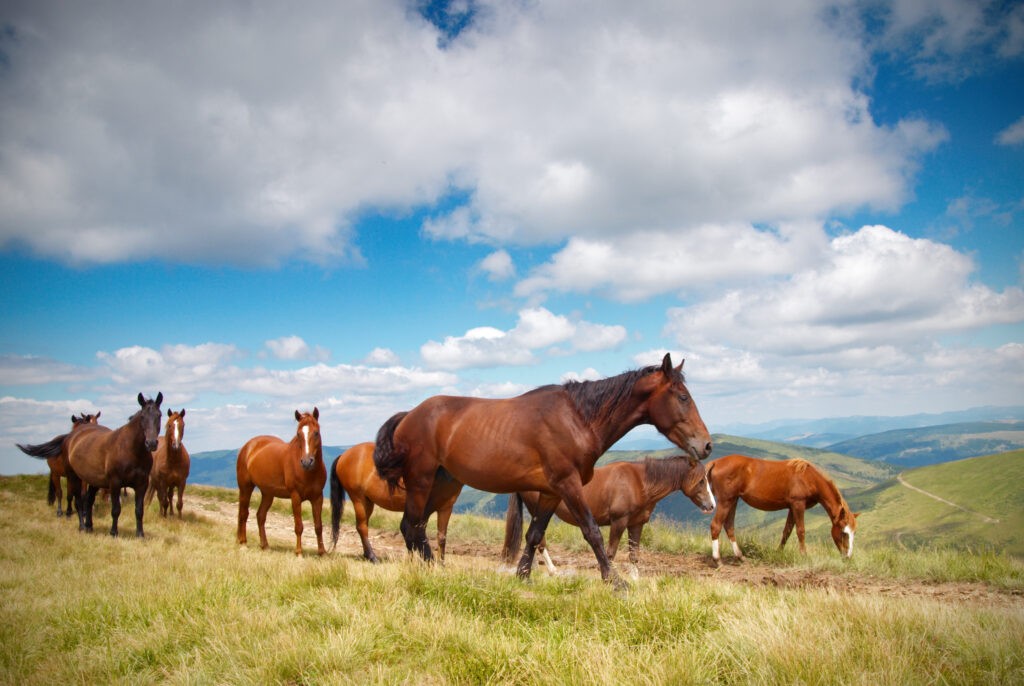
[841,448,1024,557]
[827,420,1024,467]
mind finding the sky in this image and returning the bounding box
[1,0,1023,475]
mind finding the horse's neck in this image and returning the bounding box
[587,393,650,455]
[640,465,679,504]
[114,415,147,455]
[814,472,845,521]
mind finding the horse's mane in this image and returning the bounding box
[563,365,681,424]
[791,459,846,508]
[642,455,695,496]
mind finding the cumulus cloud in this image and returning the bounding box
[265,335,329,362]
[664,225,1024,356]
[477,249,515,281]
[0,354,99,385]
[361,347,401,366]
[997,115,1024,145]
[420,307,627,370]
[0,1,950,265]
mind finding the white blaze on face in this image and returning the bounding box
[302,425,311,455]
[844,525,854,557]
[705,479,717,510]
[172,420,181,446]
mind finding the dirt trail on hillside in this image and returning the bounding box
[195,494,1024,610]
[897,473,1000,523]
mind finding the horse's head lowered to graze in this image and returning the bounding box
[137,392,163,452]
[293,407,322,471]
[681,456,716,514]
[643,354,712,460]
[831,504,860,558]
[166,408,186,450]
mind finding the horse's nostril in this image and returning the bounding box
[704,442,713,456]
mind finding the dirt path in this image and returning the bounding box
[193,494,1024,610]
[897,473,1000,523]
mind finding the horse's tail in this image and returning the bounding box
[502,493,525,565]
[373,411,409,492]
[16,434,68,460]
[47,476,56,505]
[329,454,345,552]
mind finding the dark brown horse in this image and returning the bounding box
[46,393,163,536]
[375,354,712,586]
[237,408,327,556]
[329,441,463,562]
[503,454,716,572]
[144,408,190,518]
[17,411,100,517]
[707,454,859,566]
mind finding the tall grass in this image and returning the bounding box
[2,475,1023,685]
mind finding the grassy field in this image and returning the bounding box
[2,474,1023,685]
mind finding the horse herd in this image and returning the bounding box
[17,355,859,586]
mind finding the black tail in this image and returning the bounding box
[47,476,56,506]
[16,433,68,460]
[502,493,524,565]
[329,454,345,552]
[373,411,409,493]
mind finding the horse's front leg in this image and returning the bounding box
[289,492,305,556]
[780,510,796,550]
[133,479,147,538]
[792,502,808,554]
[311,493,326,556]
[108,481,122,537]
[517,495,557,580]
[175,483,184,519]
[556,479,624,588]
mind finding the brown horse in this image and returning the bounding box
[17,411,101,517]
[503,454,716,571]
[707,454,860,566]
[236,408,327,556]
[375,353,712,586]
[329,441,463,562]
[66,393,164,536]
[144,409,190,518]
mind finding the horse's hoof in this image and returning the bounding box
[713,559,723,569]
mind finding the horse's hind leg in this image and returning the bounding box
[607,517,628,561]
[779,510,796,550]
[724,501,744,561]
[556,479,624,588]
[353,498,379,562]
[289,492,306,556]
[400,465,439,562]
[256,493,274,550]
[627,523,644,566]
[237,482,254,546]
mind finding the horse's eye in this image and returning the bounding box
[678,393,689,403]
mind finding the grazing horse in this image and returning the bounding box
[236,408,327,556]
[707,454,860,566]
[503,454,716,571]
[17,411,100,517]
[375,353,712,586]
[144,409,190,518]
[329,441,463,562]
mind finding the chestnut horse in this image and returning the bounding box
[67,393,163,537]
[144,409,190,518]
[707,454,860,566]
[375,354,712,586]
[329,441,463,562]
[237,408,327,556]
[17,411,100,517]
[503,454,716,571]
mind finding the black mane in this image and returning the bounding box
[563,364,683,424]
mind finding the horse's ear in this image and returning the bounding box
[168,408,173,417]
[661,353,673,377]
[96,411,100,419]
[295,409,302,422]
[313,407,319,420]
[71,415,77,423]
[155,392,163,406]
[676,359,685,373]
[180,409,185,418]
[138,392,145,406]
[853,512,861,519]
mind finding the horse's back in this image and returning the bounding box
[711,454,806,509]
[237,435,284,484]
[66,425,114,485]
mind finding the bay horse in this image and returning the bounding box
[707,454,860,566]
[503,454,716,572]
[329,441,463,562]
[144,408,190,518]
[236,408,327,556]
[375,353,712,586]
[17,411,100,517]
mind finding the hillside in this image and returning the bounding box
[841,448,1024,557]
[827,421,1024,467]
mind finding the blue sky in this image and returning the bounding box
[2,0,1023,474]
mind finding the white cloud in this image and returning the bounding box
[420,307,627,370]
[560,368,602,383]
[477,249,515,281]
[0,1,949,264]
[362,347,401,366]
[0,354,99,385]
[516,222,828,302]
[265,335,329,362]
[997,115,1024,145]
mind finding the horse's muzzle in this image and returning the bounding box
[300,457,315,471]
[145,439,158,451]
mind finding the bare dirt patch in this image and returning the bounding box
[189,493,1024,609]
